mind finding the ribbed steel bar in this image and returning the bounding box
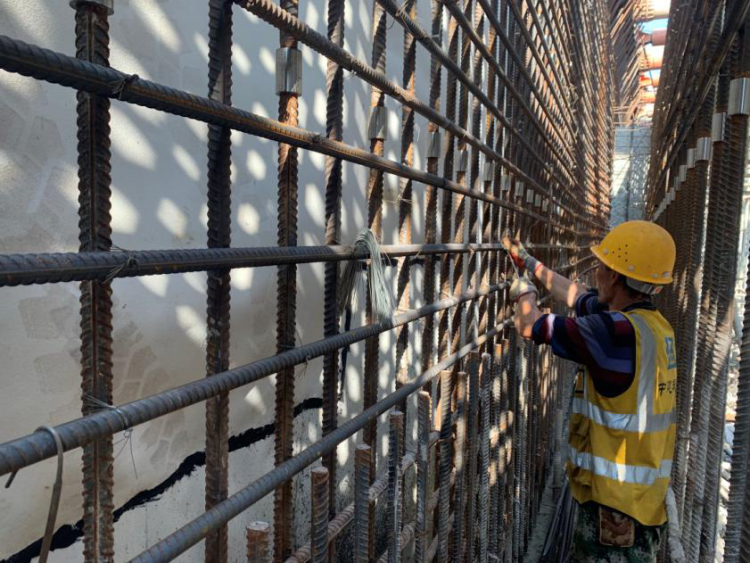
[130,314,516,562]
[310,468,329,563]
[415,391,431,562]
[465,353,481,562]
[204,1,233,560]
[71,0,115,559]
[272,0,302,554]
[363,1,387,557]
[649,0,750,208]
[479,353,491,563]
[448,0,472,409]
[0,34,593,237]
[0,242,525,287]
[320,0,345,526]
[463,0,485,357]
[727,171,750,561]
[452,369,468,561]
[0,279,516,477]
[237,0,601,231]
[282,450,420,563]
[353,444,370,563]
[394,0,416,420]
[439,0,578,195]
[246,522,272,563]
[419,0,443,377]
[436,369,453,561]
[699,31,750,560]
[386,411,404,563]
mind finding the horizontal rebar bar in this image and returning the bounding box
[130,315,516,562]
[0,283,504,477]
[0,34,597,237]
[0,260,595,479]
[0,242,519,287]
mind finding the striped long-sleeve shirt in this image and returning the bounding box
[531,290,657,397]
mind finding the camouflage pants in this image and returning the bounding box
[569,501,664,562]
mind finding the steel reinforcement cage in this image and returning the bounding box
[646,1,750,562]
[0,0,611,561]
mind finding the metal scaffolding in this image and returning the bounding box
[0,0,613,561]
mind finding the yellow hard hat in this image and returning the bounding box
[591,220,676,285]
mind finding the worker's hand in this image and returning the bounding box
[509,274,538,303]
[502,232,540,274]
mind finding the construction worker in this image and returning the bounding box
[503,220,677,562]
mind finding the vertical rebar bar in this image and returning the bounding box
[311,467,329,563]
[395,0,416,418]
[321,0,345,529]
[465,352,481,562]
[479,353,491,563]
[453,370,468,561]
[72,1,115,559]
[205,1,233,560]
[363,6,388,559]
[354,444,371,563]
[387,411,404,563]
[274,0,302,554]
[247,522,271,563]
[437,369,454,561]
[416,391,431,562]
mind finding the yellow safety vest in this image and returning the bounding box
[567,308,677,526]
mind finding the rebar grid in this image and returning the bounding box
[646,4,750,561]
[0,0,614,560]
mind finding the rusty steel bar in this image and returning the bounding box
[130,314,514,562]
[0,242,524,287]
[353,444,371,563]
[272,0,302,553]
[204,0,233,560]
[419,0,443,378]
[310,467,329,563]
[0,35,595,238]
[465,353,481,562]
[284,449,422,563]
[452,369,468,561]
[363,0,387,557]
[320,0,345,526]
[437,369,453,561]
[415,391,431,562]
[71,0,116,559]
[479,353,491,563]
[236,0,602,231]
[395,0,416,421]
[0,281,515,477]
[246,522,272,563]
[386,411,404,563]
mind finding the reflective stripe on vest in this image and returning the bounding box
[567,308,677,525]
[569,445,672,486]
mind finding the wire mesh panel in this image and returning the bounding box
[0,0,612,560]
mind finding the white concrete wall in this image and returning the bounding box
[610,125,651,227]
[0,0,446,559]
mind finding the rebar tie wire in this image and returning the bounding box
[83,393,138,479]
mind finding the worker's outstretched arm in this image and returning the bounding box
[502,235,587,308]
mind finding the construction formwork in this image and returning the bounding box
[0,0,611,561]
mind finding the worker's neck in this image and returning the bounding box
[608,289,647,312]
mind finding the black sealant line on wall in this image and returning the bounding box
[2,397,324,563]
